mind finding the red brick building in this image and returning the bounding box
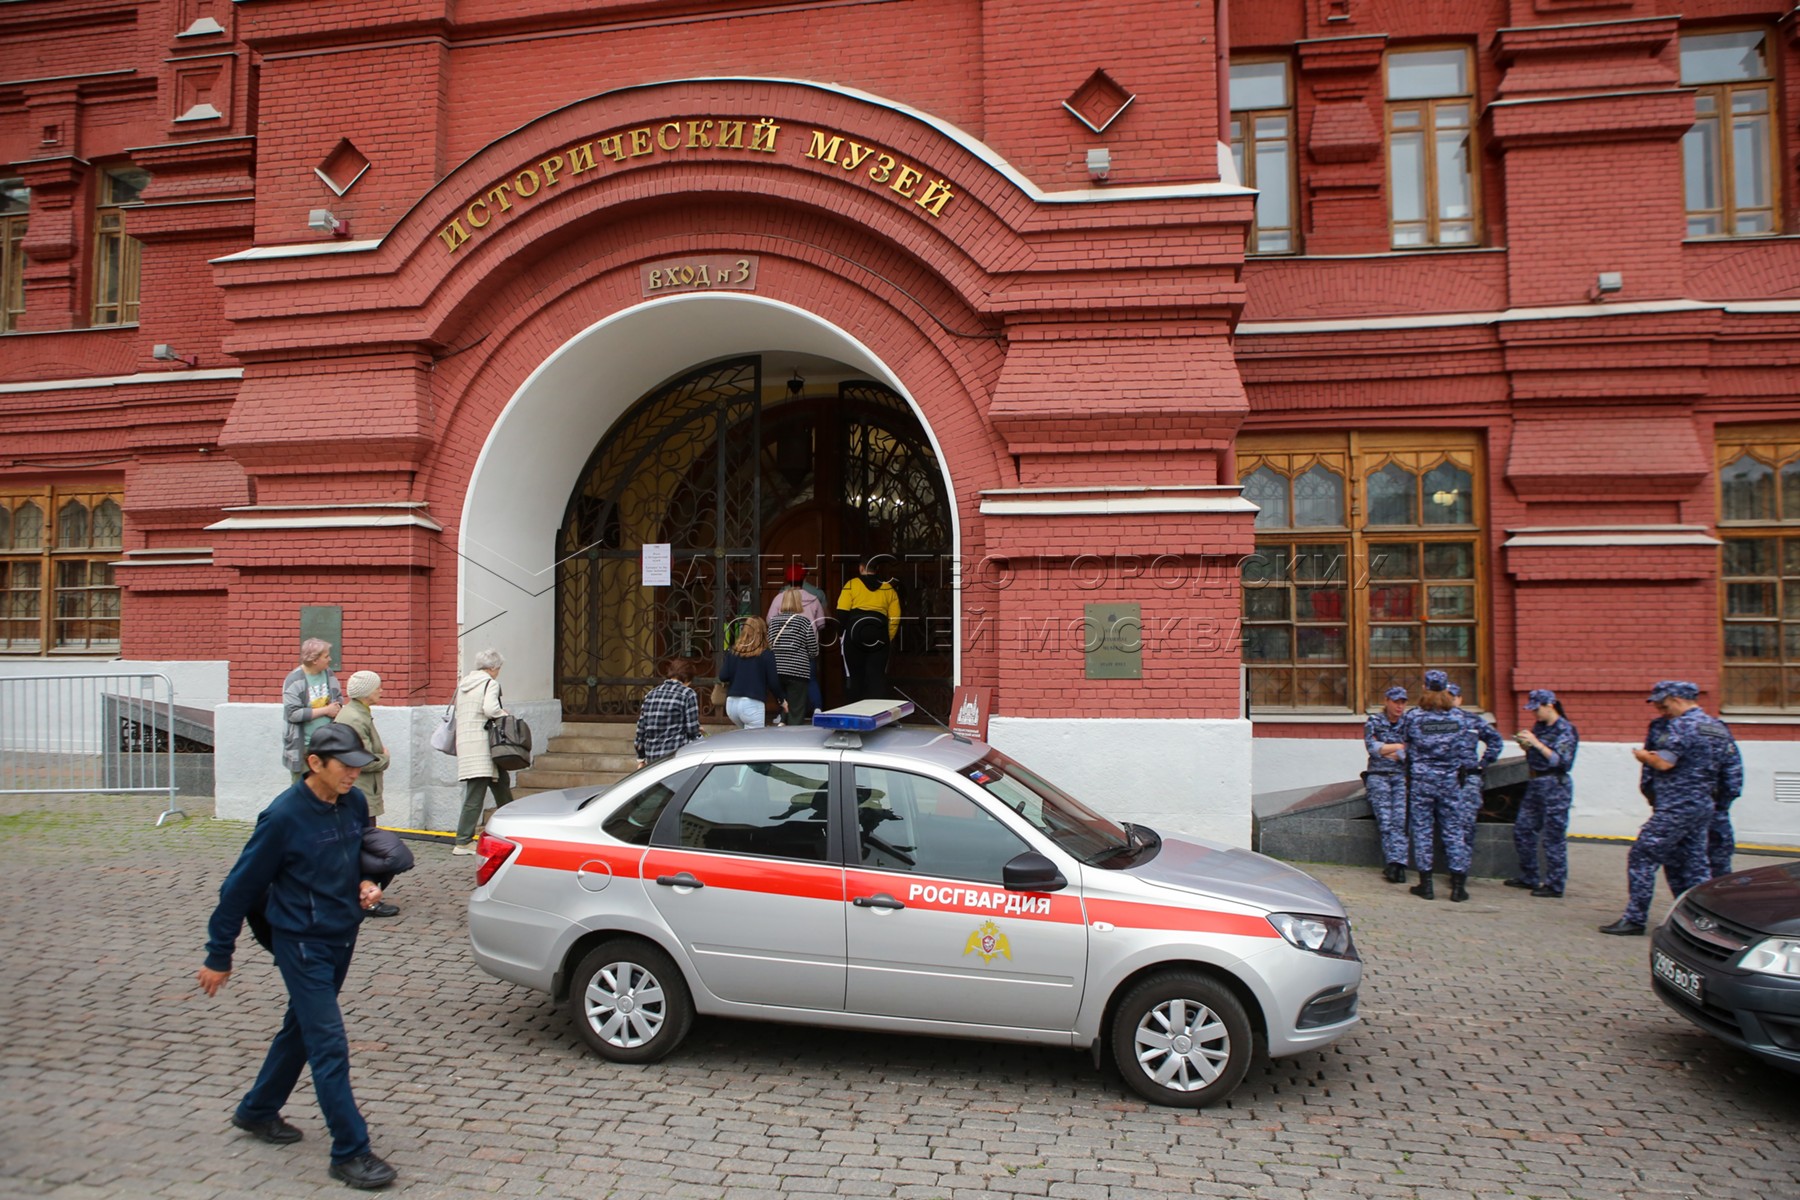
[1,0,1794,844]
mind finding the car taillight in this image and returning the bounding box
[474,832,517,886]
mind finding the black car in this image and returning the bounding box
[1650,860,1800,1075]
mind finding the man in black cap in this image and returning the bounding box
[195,722,398,1190]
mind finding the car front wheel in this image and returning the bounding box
[567,939,694,1064]
[1109,971,1254,1107]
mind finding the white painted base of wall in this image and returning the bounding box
[986,717,1253,848]
[214,701,564,828]
[1252,735,1800,847]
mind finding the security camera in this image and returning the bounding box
[1086,148,1111,183]
[308,209,349,237]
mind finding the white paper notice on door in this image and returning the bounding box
[641,543,671,586]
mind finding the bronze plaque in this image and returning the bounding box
[1084,602,1142,680]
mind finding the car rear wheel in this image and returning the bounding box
[1109,971,1253,1108]
[567,939,694,1064]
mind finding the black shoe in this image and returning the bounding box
[329,1152,397,1190]
[1382,862,1407,884]
[1503,878,1536,890]
[231,1113,303,1144]
[1410,872,1435,900]
[1598,919,1646,936]
[1448,872,1469,903]
[365,902,399,918]
[1531,886,1563,898]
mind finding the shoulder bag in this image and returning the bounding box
[429,693,457,755]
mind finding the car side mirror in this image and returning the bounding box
[1003,850,1067,893]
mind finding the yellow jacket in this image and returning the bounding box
[837,575,900,639]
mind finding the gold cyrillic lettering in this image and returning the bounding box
[840,142,874,171]
[889,165,921,198]
[658,122,681,151]
[916,178,954,217]
[597,134,628,162]
[750,117,780,152]
[629,127,654,157]
[513,167,541,198]
[693,263,711,285]
[687,120,713,148]
[647,269,662,289]
[538,154,564,186]
[733,258,751,283]
[868,153,895,183]
[485,182,514,212]
[716,120,745,149]
[566,143,597,174]
[806,131,845,162]
[437,219,470,253]
[465,197,490,228]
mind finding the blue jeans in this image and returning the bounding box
[726,695,766,728]
[238,936,370,1163]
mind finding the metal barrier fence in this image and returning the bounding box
[0,672,185,825]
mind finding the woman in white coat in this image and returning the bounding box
[452,648,512,854]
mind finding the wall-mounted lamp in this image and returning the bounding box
[787,370,806,397]
[1086,148,1112,183]
[1590,271,1623,301]
[308,208,350,238]
[151,343,198,367]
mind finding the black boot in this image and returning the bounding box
[1410,871,1434,900]
[1383,862,1407,884]
[1449,872,1469,903]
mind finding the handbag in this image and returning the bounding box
[709,680,729,708]
[486,713,533,772]
[429,699,456,755]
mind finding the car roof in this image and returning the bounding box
[672,721,990,773]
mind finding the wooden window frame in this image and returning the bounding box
[1238,431,1489,714]
[1,178,25,334]
[1716,424,1800,712]
[1229,57,1299,256]
[90,167,145,327]
[1384,45,1481,250]
[0,486,124,655]
[1680,27,1782,239]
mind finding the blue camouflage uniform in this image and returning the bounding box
[1705,713,1744,879]
[1512,689,1579,892]
[1620,684,1722,927]
[1401,674,1482,875]
[1363,687,1410,870]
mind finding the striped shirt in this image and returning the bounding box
[768,613,819,680]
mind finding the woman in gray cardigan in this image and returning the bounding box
[281,639,344,779]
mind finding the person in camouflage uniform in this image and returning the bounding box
[1400,670,1482,901]
[1363,685,1411,884]
[1705,710,1744,880]
[1504,688,1579,898]
[1602,681,1724,935]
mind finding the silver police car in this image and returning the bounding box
[467,705,1362,1107]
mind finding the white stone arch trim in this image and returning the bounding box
[454,292,962,699]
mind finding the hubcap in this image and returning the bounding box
[583,960,667,1048]
[1133,998,1230,1093]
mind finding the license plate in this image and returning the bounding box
[1653,948,1704,1005]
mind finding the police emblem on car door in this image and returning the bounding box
[843,764,1086,1031]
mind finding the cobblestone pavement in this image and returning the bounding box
[2,794,1796,1200]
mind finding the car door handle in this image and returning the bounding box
[852,894,905,910]
[655,872,705,889]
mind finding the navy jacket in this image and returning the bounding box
[205,779,371,971]
[720,649,784,701]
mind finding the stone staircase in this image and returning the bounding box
[513,722,732,797]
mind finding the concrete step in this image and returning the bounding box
[528,751,641,773]
[515,768,633,792]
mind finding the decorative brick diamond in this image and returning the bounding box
[1063,69,1135,134]
[315,139,371,197]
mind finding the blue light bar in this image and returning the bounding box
[811,699,915,731]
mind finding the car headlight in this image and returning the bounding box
[1739,937,1800,978]
[1267,912,1356,960]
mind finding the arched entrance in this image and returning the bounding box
[554,353,954,720]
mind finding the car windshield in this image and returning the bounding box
[963,749,1137,867]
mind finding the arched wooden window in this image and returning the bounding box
[0,487,122,653]
[1237,433,1485,713]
